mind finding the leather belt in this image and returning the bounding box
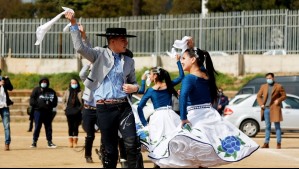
[96,98,127,105]
[84,104,97,110]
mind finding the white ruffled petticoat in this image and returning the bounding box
[134,106,181,151]
[145,104,260,168]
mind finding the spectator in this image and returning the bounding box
[257,73,286,149]
[0,69,14,151]
[30,77,58,148]
[214,88,229,115]
[62,78,83,149]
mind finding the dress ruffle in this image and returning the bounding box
[143,104,259,168]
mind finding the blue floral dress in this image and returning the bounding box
[148,74,259,168]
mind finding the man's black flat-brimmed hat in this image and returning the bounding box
[96,28,137,38]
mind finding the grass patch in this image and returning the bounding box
[4,70,262,92]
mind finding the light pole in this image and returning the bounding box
[202,0,208,18]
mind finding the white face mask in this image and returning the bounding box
[41,83,47,88]
[71,84,78,89]
[267,79,274,85]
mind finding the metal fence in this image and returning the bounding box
[0,9,299,58]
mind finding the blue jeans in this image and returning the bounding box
[264,108,281,144]
[0,107,11,145]
[33,110,53,142]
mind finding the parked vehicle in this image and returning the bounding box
[224,94,299,137]
[229,94,251,105]
[237,76,299,96]
[263,49,286,55]
[209,51,230,56]
[131,95,155,122]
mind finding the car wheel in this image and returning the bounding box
[240,120,259,137]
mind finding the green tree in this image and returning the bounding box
[81,0,132,18]
[206,0,299,12]
[0,0,34,19]
[34,0,91,18]
[170,0,201,14]
[141,0,170,15]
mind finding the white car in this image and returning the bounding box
[131,95,155,121]
[229,94,251,105]
[263,49,286,55]
[224,94,299,137]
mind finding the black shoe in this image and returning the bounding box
[27,129,32,132]
[30,142,37,148]
[47,141,57,149]
[86,157,93,163]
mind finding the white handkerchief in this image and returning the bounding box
[35,7,74,45]
[166,48,178,58]
[173,36,192,54]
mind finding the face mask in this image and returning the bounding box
[267,79,274,85]
[41,83,47,88]
[146,76,151,87]
[71,84,78,89]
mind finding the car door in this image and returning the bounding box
[281,96,299,130]
[252,99,265,129]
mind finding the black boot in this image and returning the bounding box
[102,152,118,168]
[118,138,128,168]
[123,136,144,168]
[85,136,95,158]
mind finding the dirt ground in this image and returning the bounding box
[0,122,299,168]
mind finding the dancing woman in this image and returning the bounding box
[137,55,184,150]
[150,49,259,168]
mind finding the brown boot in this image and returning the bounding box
[68,137,73,148]
[4,144,9,151]
[73,137,78,148]
[261,143,269,148]
[277,143,281,149]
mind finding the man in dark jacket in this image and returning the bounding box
[0,69,14,151]
[214,88,229,116]
[30,77,58,148]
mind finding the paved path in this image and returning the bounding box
[0,122,298,168]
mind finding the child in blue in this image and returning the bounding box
[137,55,184,150]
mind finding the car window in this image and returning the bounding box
[253,99,260,107]
[233,96,251,105]
[239,88,254,94]
[284,96,299,109]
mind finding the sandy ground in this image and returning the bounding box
[0,122,299,168]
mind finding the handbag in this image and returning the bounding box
[27,106,34,116]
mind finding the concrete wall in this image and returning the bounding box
[1,54,299,76]
[243,55,299,74]
[2,57,81,74]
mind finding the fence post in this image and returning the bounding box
[284,9,288,53]
[241,11,245,55]
[199,14,203,49]
[39,18,43,59]
[1,19,5,58]
[119,17,122,27]
[158,14,162,56]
